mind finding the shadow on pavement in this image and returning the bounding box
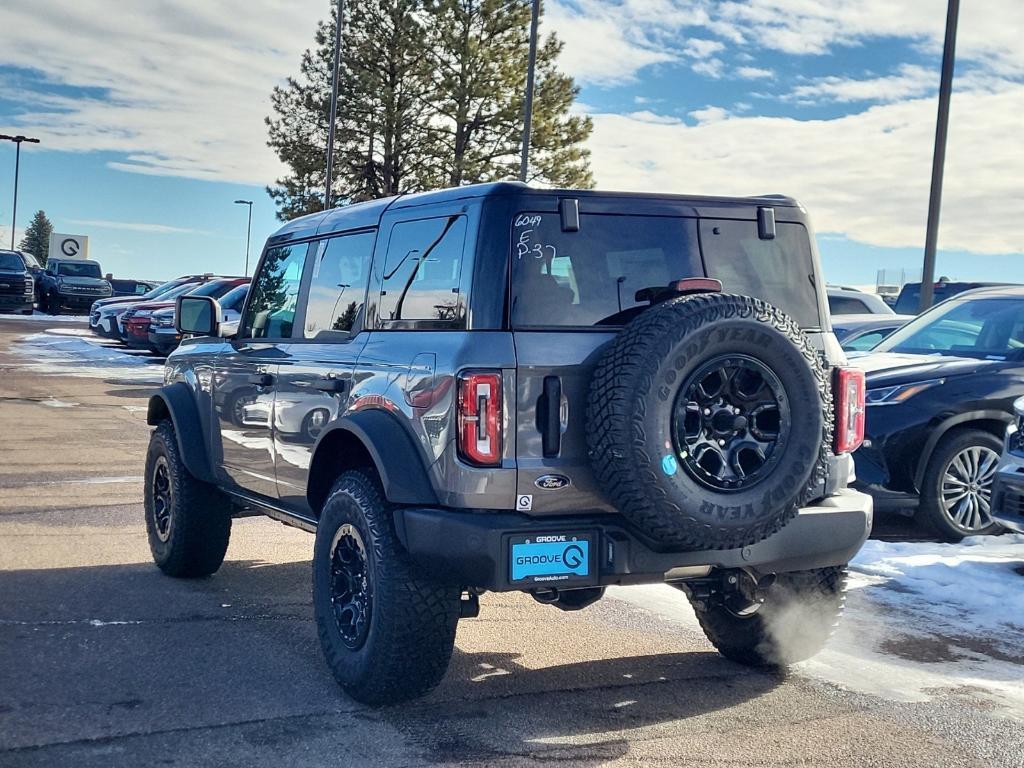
[0,558,778,762]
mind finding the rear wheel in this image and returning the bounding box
[144,420,231,577]
[313,470,460,705]
[687,566,848,667]
[918,428,1002,541]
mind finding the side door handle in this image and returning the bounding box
[247,372,275,387]
[311,377,349,394]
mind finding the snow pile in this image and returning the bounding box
[10,330,163,383]
[850,535,1024,636]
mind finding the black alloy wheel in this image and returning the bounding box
[151,455,174,542]
[329,523,372,650]
[673,354,789,492]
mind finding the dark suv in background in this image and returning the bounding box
[36,257,112,313]
[145,183,870,705]
[0,250,35,315]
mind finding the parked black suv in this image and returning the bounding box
[36,257,112,313]
[0,250,35,315]
[145,183,871,705]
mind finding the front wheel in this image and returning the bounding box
[313,470,460,705]
[144,420,231,577]
[917,428,1003,541]
[686,566,847,667]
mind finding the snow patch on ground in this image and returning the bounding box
[609,535,1024,718]
[9,330,163,383]
[39,397,79,408]
[1,312,89,323]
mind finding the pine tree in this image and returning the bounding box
[266,0,593,220]
[267,0,438,219]
[424,0,593,188]
[19,210,54,266]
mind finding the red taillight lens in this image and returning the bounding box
[834,366,866,454]
[457,371,502,466]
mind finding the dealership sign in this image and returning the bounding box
[48,233,89,260]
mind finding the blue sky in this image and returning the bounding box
[1,0,1022,285]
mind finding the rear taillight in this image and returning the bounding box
[457,371,502,466]
[834,367,866,454]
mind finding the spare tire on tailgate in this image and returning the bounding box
[586,293,832,550]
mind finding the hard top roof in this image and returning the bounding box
[267,182,800,244]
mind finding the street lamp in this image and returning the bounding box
[234,200,254,276]
[0,134,41,250]
[519,0,540,183]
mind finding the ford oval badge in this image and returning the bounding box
[535,474,570,491]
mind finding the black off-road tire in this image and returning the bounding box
[687,566,848,667]
[313,470,460,706]
[144,420,231,577]
[587,293,832,550]
[917,428,1003,542]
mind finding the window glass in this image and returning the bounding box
[55,261,102,278]
[304,231,376,338]
[187,280,243,300]
[843,330,887,351]
[220,285,249,312]
[700,220,821,328]
[510,214,701,327]
[0,252,25,270]
[245,244,307,339]
[828,296,868,315]
[875,296,1024,359]
[380,216,466,328]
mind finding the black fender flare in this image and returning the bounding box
[308,408,439,509]
[147,382,216,484]
[913,409,1012,490]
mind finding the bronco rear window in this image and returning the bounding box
[700,219,821,329]
[510,214,702,328]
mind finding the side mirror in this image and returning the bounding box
[177,295,220,337]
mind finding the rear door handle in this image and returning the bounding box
[247,373,274,386]
[311,377,349,394]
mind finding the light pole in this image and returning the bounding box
[324,0,344,209]
[1,134,41,250]
[234,200,253,276]
[920,0,960,312]
[519,0,540,183]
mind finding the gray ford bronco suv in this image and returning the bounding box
[146,182,871,705]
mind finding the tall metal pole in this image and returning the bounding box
[519,0,540,183]
[234,200,254,276]
[10,142,18,250]
[324,0,344,210]
[1,134,40,250]
[920,0,960,313]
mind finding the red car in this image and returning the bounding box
[120,277,248,351]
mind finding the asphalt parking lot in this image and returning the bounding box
[2,315,1024,767]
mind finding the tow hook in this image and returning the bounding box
[685,569,775,614]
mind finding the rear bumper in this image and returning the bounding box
[394,487,873,591]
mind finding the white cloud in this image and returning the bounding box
[788,64,936,104]
[688,106,730,123]
[67,219,210,235]
[586,83,1024,255]
[735,65,774,79]
[691,58,725,79]
[682,38,725,58]
[0,0,323,186]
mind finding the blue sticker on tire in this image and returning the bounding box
[511,537,589,582]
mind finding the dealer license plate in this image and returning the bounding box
[509,533,594,585]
